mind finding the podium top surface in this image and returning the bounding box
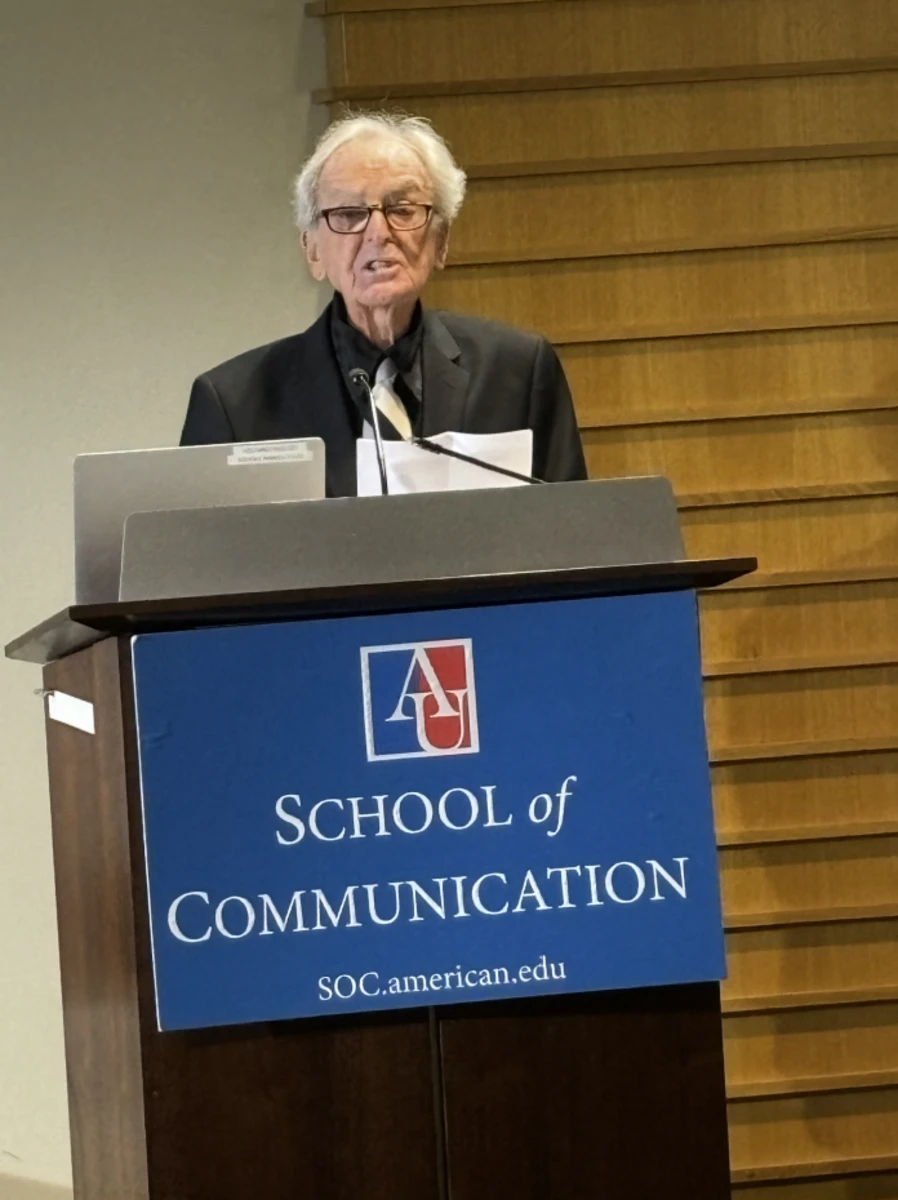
[9,476,756,664]
[7,555,755,666]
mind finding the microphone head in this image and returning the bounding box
[348,367,370,389]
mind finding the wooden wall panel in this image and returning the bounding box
[712,753,898,844]
[386,72,898,172]
[453,155,898,264]
[719,836,898,922]
[583,410,898,496]
[683,493,898,577]
[700,580,898,670]
[727,1088,898,1176]
[562,324,898,428]
[327,0,898,89]
[723,1003,898,1089]
[723,920,898,1007]
[316,0,898,1188]
[428,239,898,344]
[705,665,898,755]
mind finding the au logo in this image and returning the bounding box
[361,639,479,762]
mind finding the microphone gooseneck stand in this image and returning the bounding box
[412,435,543,485]
[349,367,389,496]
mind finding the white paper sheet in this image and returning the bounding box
[357,429,533,496]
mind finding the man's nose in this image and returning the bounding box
[364,208,393,240]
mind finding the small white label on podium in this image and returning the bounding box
[47,691,95,735]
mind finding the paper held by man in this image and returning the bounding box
[356,429,534,496]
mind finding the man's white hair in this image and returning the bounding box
[292,113,467,233]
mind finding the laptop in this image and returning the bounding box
[74,438,326,603]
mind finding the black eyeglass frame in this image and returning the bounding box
[317,202,434,234]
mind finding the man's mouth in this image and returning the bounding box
[364,259,399,272]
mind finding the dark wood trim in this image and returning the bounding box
[313,57,898,104]
[6,556,756,666]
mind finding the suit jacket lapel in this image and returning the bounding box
[421,311,470,436]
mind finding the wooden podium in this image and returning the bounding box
[7,479,753,1200]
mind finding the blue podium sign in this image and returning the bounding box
[132,591,725,1031]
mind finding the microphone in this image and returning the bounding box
[412,435,544,485]
[349,368,389,495]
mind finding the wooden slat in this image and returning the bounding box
[318,60,898,103]
[723,920,898,1008]
[706,663,898,757]
[730,1070,898,1102]
[712,737,898,767]
[727,906,898,933]
[561,324,898,429]
[311,0,578,14]
[461,142,898,182]
[712,750,898,846]
[320,0,898,84]
[700,579,898,671]
[679,481,898,510]
[378,71,898,174]
[732,1153,898,1185]
[719,836,898,927]
[584,409,897,497]
[451,155,898,265]
[719,567,898,592]
[427,238,898,345]
[731,1171,898,1196]
[681,492,898,577]
[724,1004,898,1095]
[707,652,898,680]
[720,823,898,849]
[727,1089,898,1179]
[724,985,898,1016]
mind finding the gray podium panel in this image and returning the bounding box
[119,477,685,602]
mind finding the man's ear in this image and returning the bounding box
[434,222,450,270]
[303,230,327,282]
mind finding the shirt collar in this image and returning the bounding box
[329,292,424,381]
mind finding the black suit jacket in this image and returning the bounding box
[181,305,587,497]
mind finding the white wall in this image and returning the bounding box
[0,2,325,1191]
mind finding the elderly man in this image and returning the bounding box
[181,113,587,495]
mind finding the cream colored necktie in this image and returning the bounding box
[372,357,413,441]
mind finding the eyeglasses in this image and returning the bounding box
[318,203,433,234]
